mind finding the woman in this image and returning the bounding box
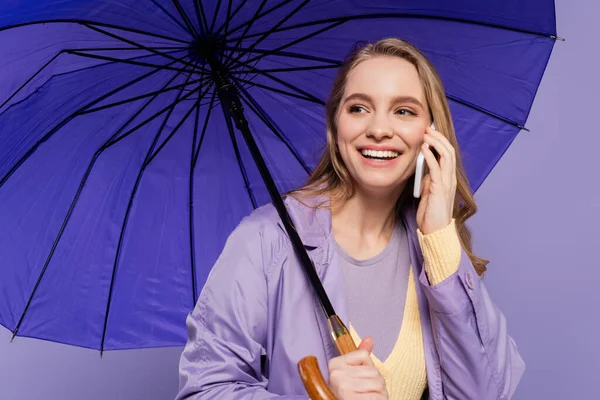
[176,38,525,400]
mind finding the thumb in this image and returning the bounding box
[358,336,374,354]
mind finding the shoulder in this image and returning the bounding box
[229,203,290,273]
[235,202,283,242]
[230,195,331,271]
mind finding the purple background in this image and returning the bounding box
[0,0,597,398]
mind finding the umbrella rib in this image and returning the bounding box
[232,64,340,74]
[237,84,311,175]
[144,96,203,167]
[209,0,223,33]
[9,68,184,341]
[0,55,190,190]
[230,59,325,105]
[226,21,345,83]
[0,20,189,44]
[150,0,193,37]
[82,23,200,71]
[226,14,559,43]
[100,72,196,355]
[0,48,185,113]
[228,0,310,67]
[0,52,61,112]
[187,77,208,306]
[223,0,233,38]
[172,0,200,38]
[223,45,341,66]
[226,0,294,36]
[221,104,257,210]
[145,85,212,166]
[234,76,321,105]
[69,46,188,51]
[193,0,210,35]
[214,0,249,36]
[0,51,186,120]
[446,94,527,131]
[225,0,267,62]
[67,50,196,74]
[193,91,217,167]
[83,21,189,43]
[190,61,206,153]
[102,86,203,151]
[81,76,209,115]
[242,20,345,66]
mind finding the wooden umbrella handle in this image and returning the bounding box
[297,315,358,400]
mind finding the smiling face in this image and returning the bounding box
[335,56,431,197]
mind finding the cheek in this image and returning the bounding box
[336,114,364,144]
[399,125,426,147]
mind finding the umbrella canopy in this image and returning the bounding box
[0,0,557,351]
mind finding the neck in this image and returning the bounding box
[332,186,403,241]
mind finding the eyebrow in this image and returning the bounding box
[343,93,425,109]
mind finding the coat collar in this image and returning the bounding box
[281,193,421,250]
[281,194,332,249]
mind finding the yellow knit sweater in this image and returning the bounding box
[348,219,463,400]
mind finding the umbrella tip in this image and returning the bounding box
[519,125,531,132]
[550,35,566,41]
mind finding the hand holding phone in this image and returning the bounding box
[413,122,436,198]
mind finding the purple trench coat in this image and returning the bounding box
[176,196,525,399]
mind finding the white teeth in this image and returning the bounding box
[360,149,399,159]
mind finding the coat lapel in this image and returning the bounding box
[281,195,349,363]
[310,243,349,363]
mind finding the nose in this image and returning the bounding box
[366,113,394,141]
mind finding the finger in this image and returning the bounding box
[341,365,382,380]
[341,374,387,394]
[423,135,455,185]
[331,378,386,396]
[427,125,455,156]
[343,347,375,366]
[328,348,373,371]
[358,336,374,354]
[328,366,379,382]
[421,173,431,198]
[426,128,457,179]
[421,143,442,184]
[424,132,451,162]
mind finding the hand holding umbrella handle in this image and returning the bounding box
[298,315,358,400]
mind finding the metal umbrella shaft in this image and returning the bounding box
[205,48,355,399]
[205,50,334,319]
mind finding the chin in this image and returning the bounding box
[355,178,406,198]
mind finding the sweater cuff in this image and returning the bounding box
[417,219,462,286]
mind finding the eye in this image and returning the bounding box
[348,105,367,114]
[394,108,417,116]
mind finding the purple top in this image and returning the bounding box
[336,221,411,361]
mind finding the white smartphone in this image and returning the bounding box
[413,122,435,198]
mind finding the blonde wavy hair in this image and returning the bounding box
[289,38,488,276]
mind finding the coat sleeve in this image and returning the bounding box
[417,222,526,400]
[175,213,307,400]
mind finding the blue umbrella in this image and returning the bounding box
[0,1,558,353]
